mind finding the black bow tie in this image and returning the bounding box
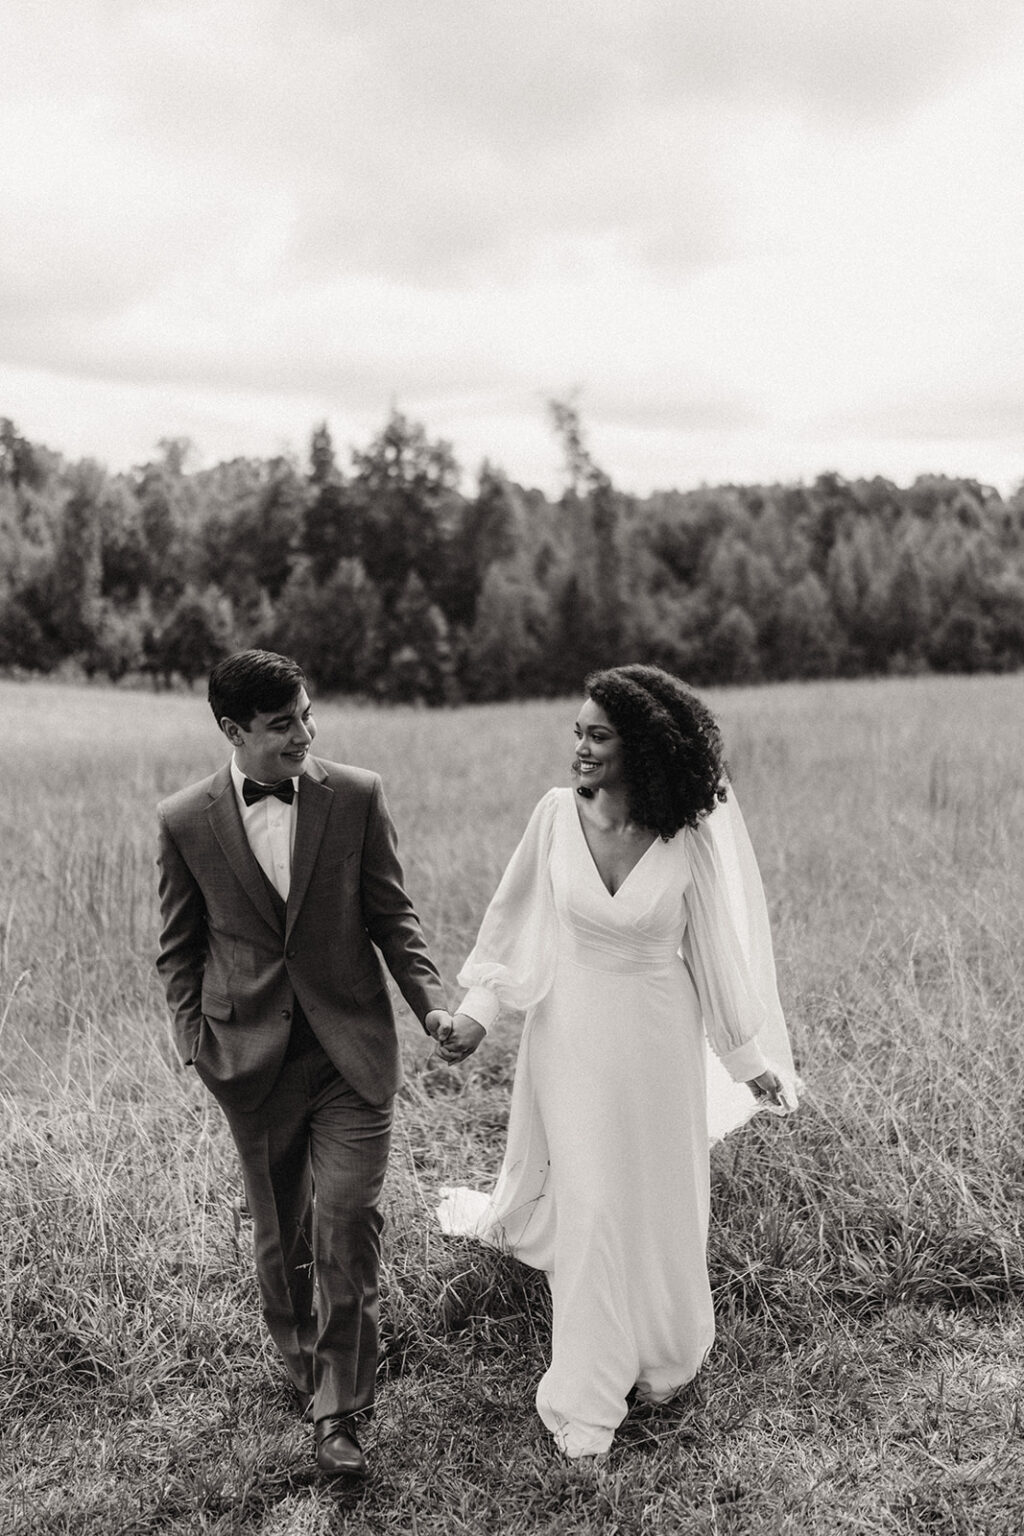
[242,777,295,807]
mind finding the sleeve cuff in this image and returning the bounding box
[717,1036,770,1083]
[458,986,500,1032]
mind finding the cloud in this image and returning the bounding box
[6,0,1020,310]
[820,393,1024,445]
[2,0,1024,492]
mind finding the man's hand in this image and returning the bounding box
[434,1012,486,1065]
[424,1008,452,1040]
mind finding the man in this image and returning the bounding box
[156,650,451,1478]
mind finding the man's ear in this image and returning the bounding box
[220,716,244,747]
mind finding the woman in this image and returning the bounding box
[436,664,798,1459]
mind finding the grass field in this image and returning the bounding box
[2,673,1024,1535]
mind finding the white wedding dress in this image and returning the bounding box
[437,786,797,1458]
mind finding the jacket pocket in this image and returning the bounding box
[201,990,234,1022]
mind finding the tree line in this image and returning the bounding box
[2,407,1024,702]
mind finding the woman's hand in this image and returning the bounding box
[747,1068,785,1107]
[435,1012,487,1065]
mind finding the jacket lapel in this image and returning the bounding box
[206,766,283,935]
[287,760,333,936]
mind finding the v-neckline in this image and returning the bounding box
[568,790,659,899]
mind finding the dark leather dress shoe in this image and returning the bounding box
[315,1416,368,1477]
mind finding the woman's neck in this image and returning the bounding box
[581,785,635,834]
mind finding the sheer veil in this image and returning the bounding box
[689,783,800,1142]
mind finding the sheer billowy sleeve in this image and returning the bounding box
[456,788,561,1031]
[682,785,798,1105]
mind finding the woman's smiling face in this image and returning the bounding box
[572,696,625,794]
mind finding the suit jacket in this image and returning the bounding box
[156,756,447,1110]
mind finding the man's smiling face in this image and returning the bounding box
[224,687,316,783]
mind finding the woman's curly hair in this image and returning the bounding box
[583,664,727,839]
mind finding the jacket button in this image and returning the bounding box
[281,1009,291,1021]
[286,947,297,959]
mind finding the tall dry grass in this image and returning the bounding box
[2,674,1024,1534]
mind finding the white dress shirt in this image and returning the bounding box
[230,757,299,901]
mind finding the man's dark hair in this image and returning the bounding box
[208,650,308,730]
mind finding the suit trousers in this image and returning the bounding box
[218,1031,393,1423]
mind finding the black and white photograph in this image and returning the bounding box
[2,3,1023,1531]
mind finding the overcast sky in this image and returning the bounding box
[2,0,1023,495]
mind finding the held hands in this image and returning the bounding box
[432,1011,486,1065]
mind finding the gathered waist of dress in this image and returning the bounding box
[559,931,684,975]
